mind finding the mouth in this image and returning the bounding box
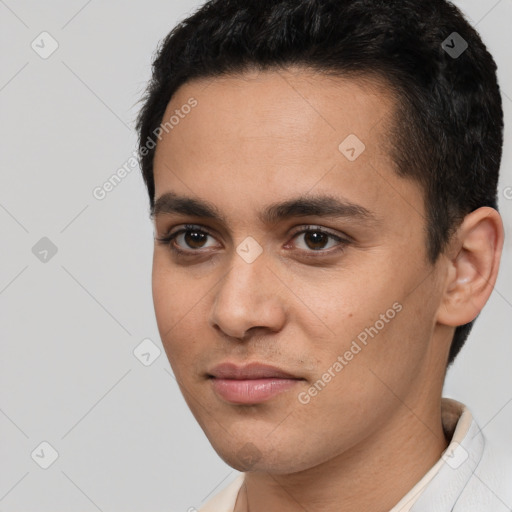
[207,362,304,404]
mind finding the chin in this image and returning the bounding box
[209,436,316,474]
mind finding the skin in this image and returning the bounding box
[150,67,503,512]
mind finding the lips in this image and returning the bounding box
[208,362,300,380]
[207,362,303,404]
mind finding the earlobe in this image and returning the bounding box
[437,207,504,327]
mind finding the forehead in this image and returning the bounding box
[157,67,394,160]
[152,68,423,228]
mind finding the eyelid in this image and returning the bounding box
[288,225,351,242]
[167,223,215,238]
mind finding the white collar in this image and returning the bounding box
[391,397,482,511]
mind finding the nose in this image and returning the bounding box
[209,250,287,341]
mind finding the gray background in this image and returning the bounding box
[0,1,511,511]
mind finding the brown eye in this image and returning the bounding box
[302,231,331,250]
[156,224,218,254]
[291,227,346,253]
[182,229,209,249]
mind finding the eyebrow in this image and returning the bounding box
[150,191,378,226]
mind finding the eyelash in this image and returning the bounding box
[155,224,350,259]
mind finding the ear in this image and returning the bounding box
[437,207,504,327]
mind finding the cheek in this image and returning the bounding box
[152,263,175,334]
[151,260,204,365]
[152,254,198,324]
[299,260,429,382]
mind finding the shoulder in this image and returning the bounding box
[412,399,511,512]
[455,434,512,511]
[198,473,245,512]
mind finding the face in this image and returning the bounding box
[151,68,447,474]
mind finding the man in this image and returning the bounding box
[136,0,511,510]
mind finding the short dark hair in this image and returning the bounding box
[136,0,503,366]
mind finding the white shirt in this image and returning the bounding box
[198,398,512,511]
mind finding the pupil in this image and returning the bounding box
[185,231,206,248]
[306,232,327,250]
